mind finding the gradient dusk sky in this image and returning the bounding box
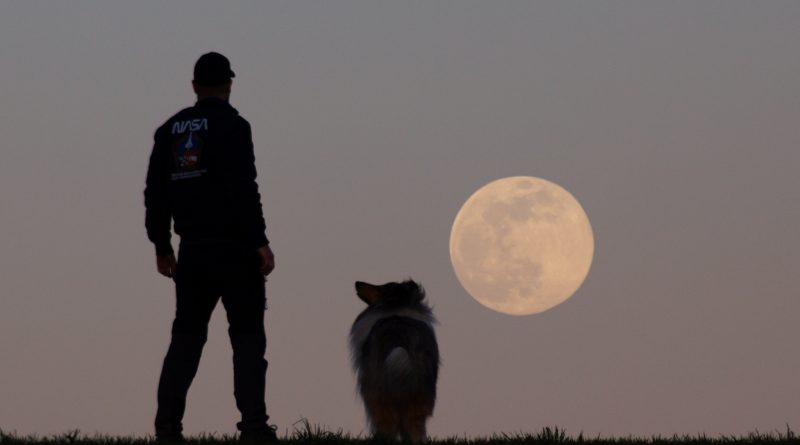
[1,1,798,439]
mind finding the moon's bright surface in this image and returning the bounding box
[449,176,594,315]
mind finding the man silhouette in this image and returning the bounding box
[144,52,277,442]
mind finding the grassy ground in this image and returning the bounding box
[1,424,797,445]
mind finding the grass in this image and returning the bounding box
[1,423,797,445]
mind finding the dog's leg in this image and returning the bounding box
[367,398,400,441]
[404,413,428,443]
[401,397,433,443]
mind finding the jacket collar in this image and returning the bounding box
[196,97,230,107]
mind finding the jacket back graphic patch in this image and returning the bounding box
[171,132,207,180]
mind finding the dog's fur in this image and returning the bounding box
[349,280,440,442]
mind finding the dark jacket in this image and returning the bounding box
[144,97,268,256]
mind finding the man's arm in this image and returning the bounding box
[226,118,269,249]
[144,130,174,259]
[257,245,275,277]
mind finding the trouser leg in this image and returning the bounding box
[230,331,268,431]
[155,247,219,437]
[155,334,206,436]
[221,250,269,432]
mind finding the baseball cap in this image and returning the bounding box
[193,52,236,87]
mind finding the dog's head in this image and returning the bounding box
[355,279,425,307]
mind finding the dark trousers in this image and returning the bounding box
[155,243,268,436]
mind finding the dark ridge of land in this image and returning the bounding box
[1,425,797,445]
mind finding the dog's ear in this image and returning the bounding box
[355,281,382,305]
[402,280,425,303]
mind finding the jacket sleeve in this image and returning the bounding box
[226,118,269,248]
[144,129,174,256]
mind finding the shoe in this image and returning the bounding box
[155,433,185,443]
[239,425,279,443]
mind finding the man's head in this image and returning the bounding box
[192,52,235,100]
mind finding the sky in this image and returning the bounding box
[1,1,799,439]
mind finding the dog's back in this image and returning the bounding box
[350,280,439,442]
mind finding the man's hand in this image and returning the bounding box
[257,245,275,277]
[156,253,177,280]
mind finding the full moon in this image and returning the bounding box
[449,176,594,315]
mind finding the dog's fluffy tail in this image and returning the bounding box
[385,346,421,399]
[385,347,412,379]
